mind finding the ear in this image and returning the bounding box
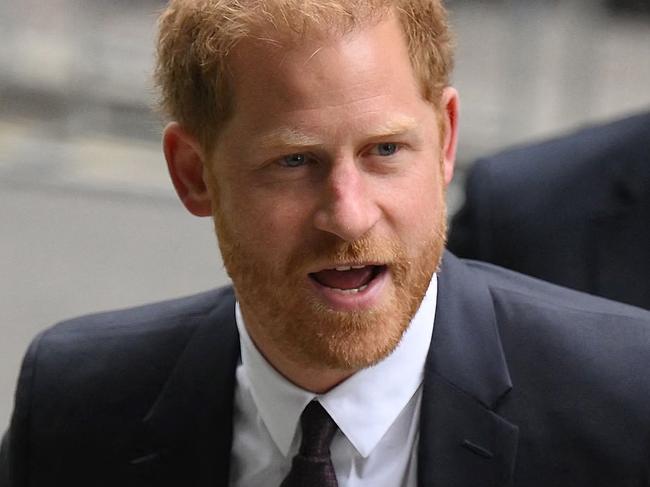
[439,87,460,187]
[162,122,213,217]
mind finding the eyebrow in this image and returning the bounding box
[257,127,322,150]
[364,116,420,139]
[256,116,420,151]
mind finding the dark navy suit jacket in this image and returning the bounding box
[449,111,650,310]
[2,252,650,486]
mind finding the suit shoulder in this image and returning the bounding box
[462,260,650,479]
[4,287,237,482]
[463,259,650,419]
[23,287,235,400]
[464,258,650,324]
[42,286,234,343]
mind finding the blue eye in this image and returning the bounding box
[279,153,307,167]
[374,143,398,156]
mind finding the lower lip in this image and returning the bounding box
[307,267,389,311]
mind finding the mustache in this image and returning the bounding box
[286,233,406,273]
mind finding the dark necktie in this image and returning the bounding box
[280,401,339,487]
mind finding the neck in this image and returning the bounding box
[241,314,357,393]
[255,333,357,393]
[275,363,355,394]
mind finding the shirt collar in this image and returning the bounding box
[236,273,437,458]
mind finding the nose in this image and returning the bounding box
[312,159,381,241]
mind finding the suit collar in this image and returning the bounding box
[418,251,518,486]
[132,287,240,486]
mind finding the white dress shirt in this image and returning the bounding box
[229,275,438,486]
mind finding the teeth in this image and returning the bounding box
[334,284,369,294]
[334,265,367,271]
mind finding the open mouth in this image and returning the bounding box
[308,264,387,293]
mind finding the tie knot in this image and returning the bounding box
[280,401,339,487]
[299,401,338,457]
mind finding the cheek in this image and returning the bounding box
[390,163,444,209]
[385,172,446,243]
[221,186,312,252]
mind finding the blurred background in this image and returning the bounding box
[1,0,649,427]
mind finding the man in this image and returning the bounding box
[1,1,649,486]
[448,112,650,310]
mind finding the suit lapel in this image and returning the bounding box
[131,287,240,487]
[419,252,519,487]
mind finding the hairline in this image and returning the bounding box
[205,17,446,157]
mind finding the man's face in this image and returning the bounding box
[206,16,457,374]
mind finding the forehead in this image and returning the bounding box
[224,16,425,128]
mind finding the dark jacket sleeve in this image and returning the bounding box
[0,332,44,487]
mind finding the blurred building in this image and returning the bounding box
[1,0,649,197]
